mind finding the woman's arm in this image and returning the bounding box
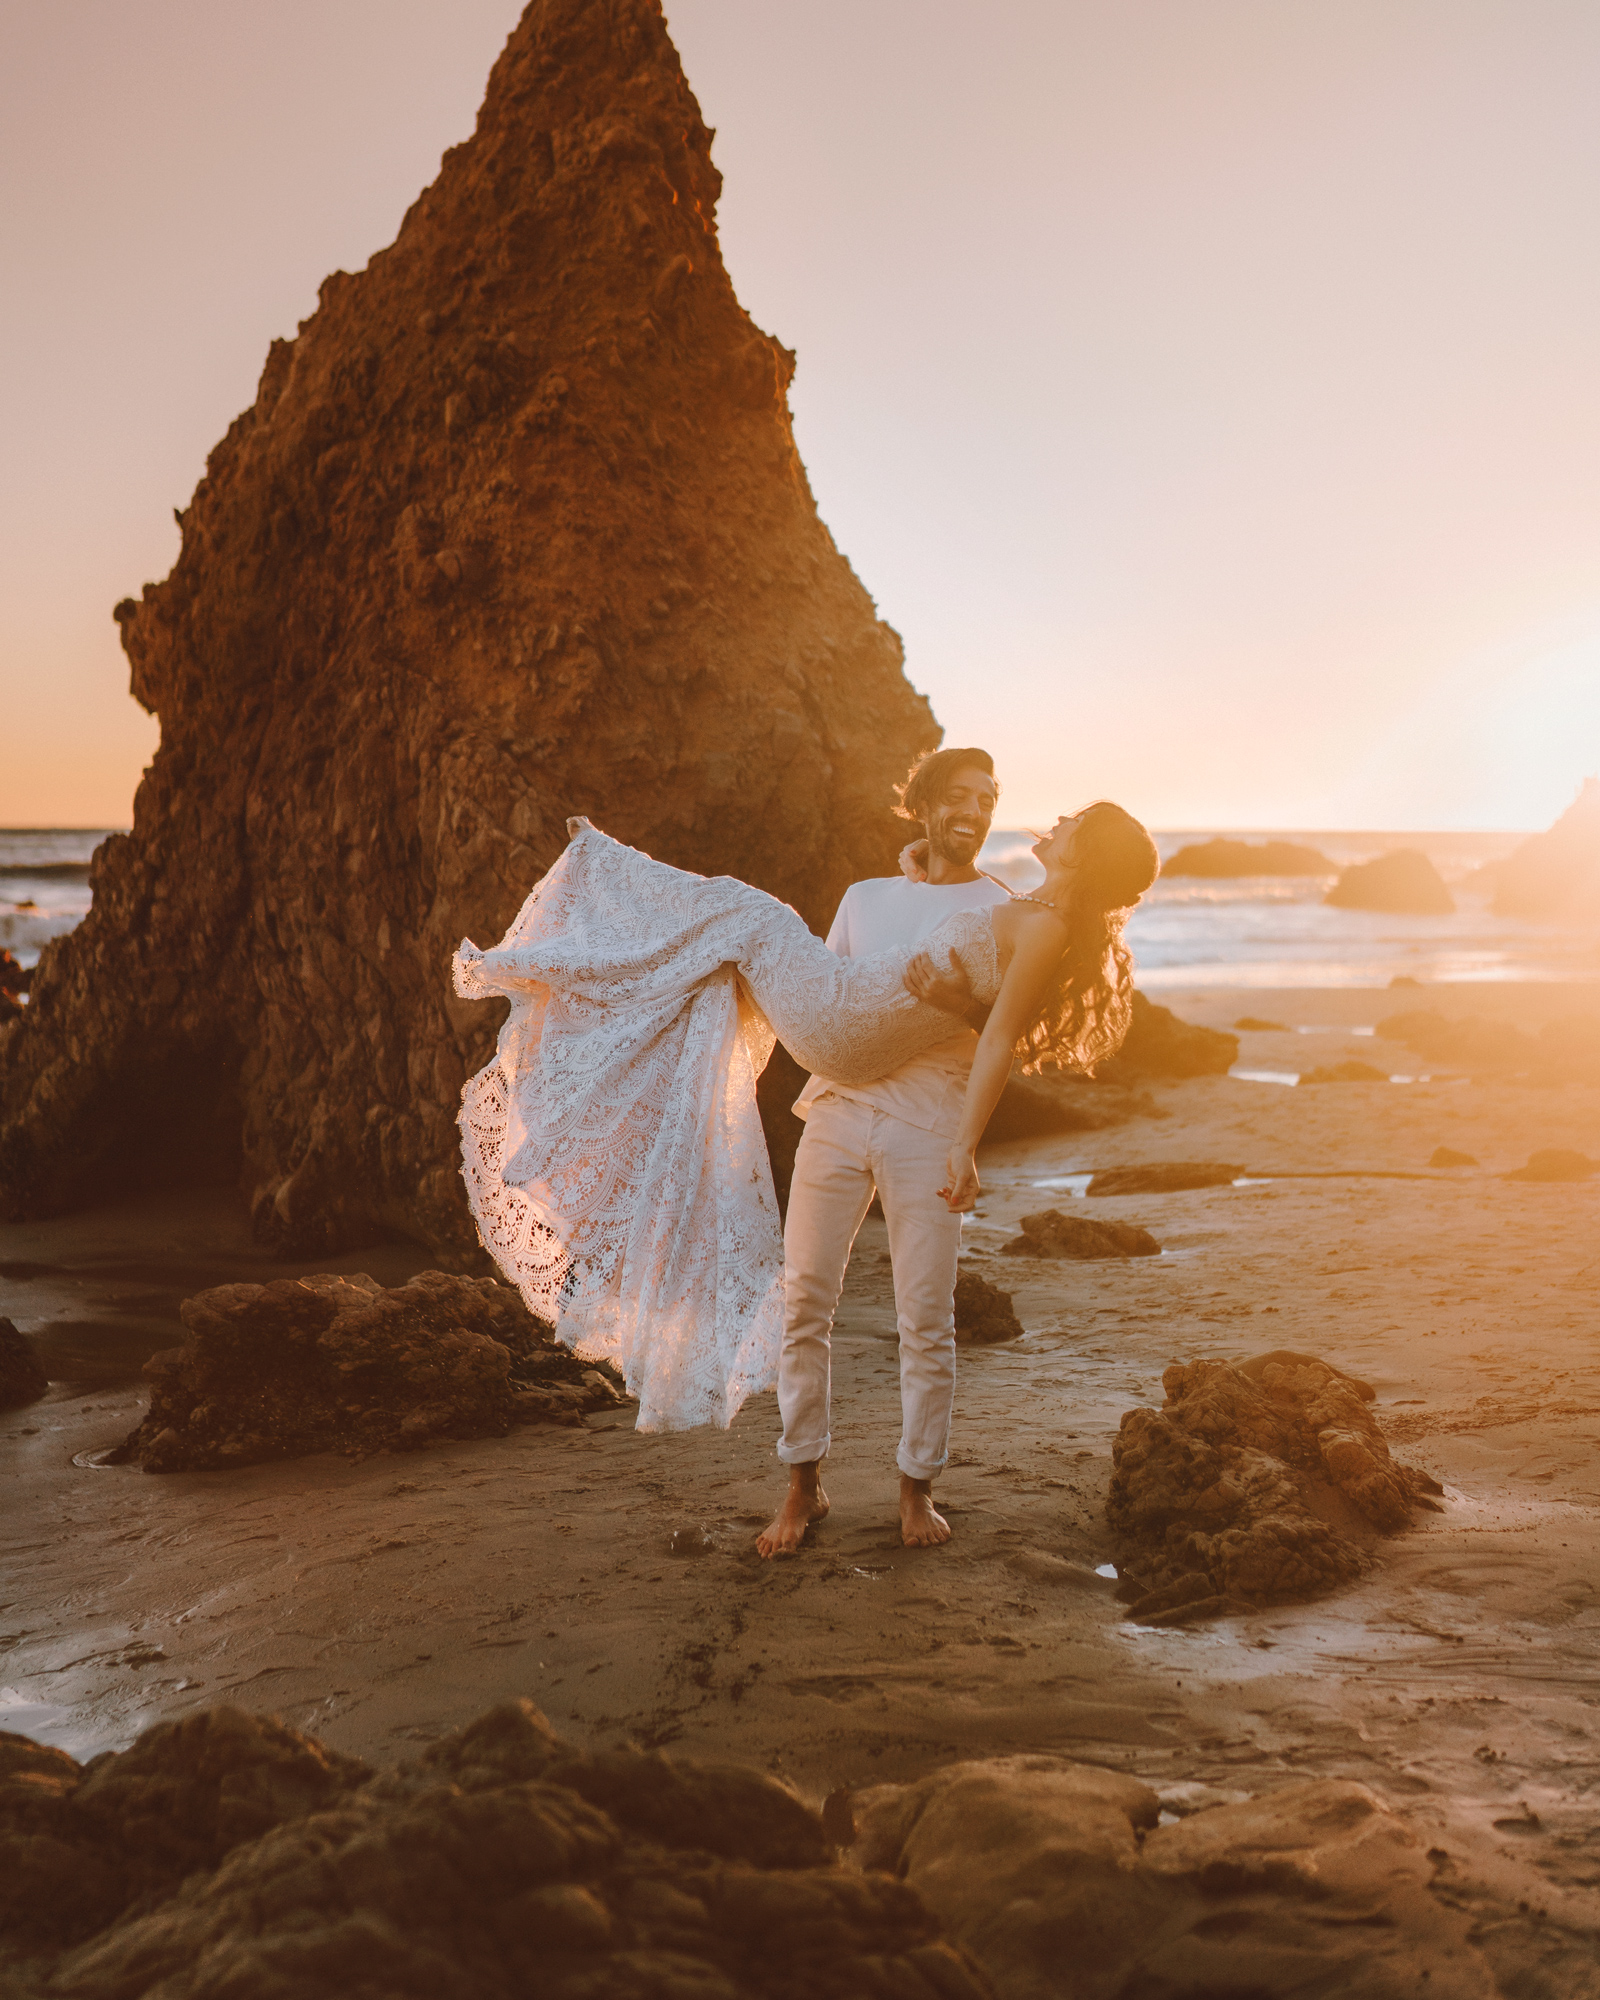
[938,913,1067,1211]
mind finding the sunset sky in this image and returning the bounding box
[3,0,1598,831]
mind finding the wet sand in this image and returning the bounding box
[4,980,1599,1982]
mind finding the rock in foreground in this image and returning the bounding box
[1003,1210,1160,1260]
[1325,848,1454,914]
[0,1318,48,1410]
[0,1701,987,1999]
[1298,1059,1389,1084]
[953,1270,1024,1344]
[113,1270,627,1472]
[1108,1350,1443,1616]
[850,1757,1496,2000]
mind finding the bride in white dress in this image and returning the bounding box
[452,804,1159,1432]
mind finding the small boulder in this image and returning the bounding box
[0,1316,48,1409]
[112,1269,629,1472]
[1087,1162,1243,1196]
[1429,1146,1478,1168]
[1097,992,1237,1082]
[1233,1015,1287,1032]
[1504,1148,1597,1183]
[953,1270,1024,1344]
[1299,1060,1389,1084]
[1003,1210,1160,1260]
[1324,849,1454,914]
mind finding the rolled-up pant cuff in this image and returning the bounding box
[777,1434,830,1466]
[897,1447,947,1481]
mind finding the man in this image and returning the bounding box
[757,748,1007,1557]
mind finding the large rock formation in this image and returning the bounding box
[1162,837,1332,876]
[0,0,937,1258]
[1097,992,1238,1082]
[0,1700,987,1997]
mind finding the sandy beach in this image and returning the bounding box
[4,977,1599,1986]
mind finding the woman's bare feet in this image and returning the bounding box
[757,1463,830,1558]
[900,1475,951,1547]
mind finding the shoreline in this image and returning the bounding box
[4,978,1600,1968]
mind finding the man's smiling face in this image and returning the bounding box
[926,764,998,868]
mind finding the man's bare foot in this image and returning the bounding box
[757,1465,830,1558]
[900,1475,951,1548]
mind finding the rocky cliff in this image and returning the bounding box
[0,0,937,1257]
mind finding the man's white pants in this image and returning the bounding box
[776,1093,961,1481]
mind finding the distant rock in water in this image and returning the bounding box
[1429,1145,1478,1168]
[1298,1060,1389,1085]
[0,1317,47,1409]
[1504,1147,1597,1183]
[1097,992,1237,1082]
[112,1269,627,1472]
[953,1269,1024,1343]
[1162,837,1332,877]
[0,0,937,1255]
[1087,1161,1243,1195]
[1233,1015,1286,1032]
[1108,1350,1443,1618]
[1002,1209,1160,1259]
[1480,776,1600,918]
[1324,849,1454,915]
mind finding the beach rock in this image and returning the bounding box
[111,1269,628,1473]
[849,1758,1494,2000]
[1430,1146,1478,1168]
[1108,1350,1443,1613]
[1481,776,1600,919]
[1233,1014,1287,1031]
[1086,1161,1243,1195]
[0,1318,47,1410]
[983,1068,1157,1142]
[1504,1147,1597,1183]
[0,0,938,1259]
[1162,837,1333,876]
[6,1699,986,1997]
[1377,1006,1600,1084]
[1003,1209,1160,1260]
[1325,848,1454,914]
[1298,1059,1389,1084]
[1097,992,1237,1082]
[953,1270,1024,1344]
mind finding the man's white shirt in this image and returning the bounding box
[793,873,1010,1139]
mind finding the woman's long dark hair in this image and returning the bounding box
[1014,802,1160,1075]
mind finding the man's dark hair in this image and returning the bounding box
[893,747,999,825]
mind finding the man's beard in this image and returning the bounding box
[928,821,984,865]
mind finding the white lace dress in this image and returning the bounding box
[452,821,1001,1432]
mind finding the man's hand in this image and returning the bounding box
[904,946,974,1017]
[939,1145,981,1212]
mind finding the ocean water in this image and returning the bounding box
[3,825,1596,990]
[980,827,1600,989]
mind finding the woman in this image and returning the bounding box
[452,803,1158,1432]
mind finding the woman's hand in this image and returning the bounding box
[903,947,975,1017]
[939,1146,981,1212]
[898,839,931,883]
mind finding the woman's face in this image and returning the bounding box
[1032,813,1083,873]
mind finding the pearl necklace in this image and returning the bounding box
[1009,892,1062,912]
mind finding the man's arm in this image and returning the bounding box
[903,948,993,1033]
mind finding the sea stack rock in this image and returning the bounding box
[1483,777,1600,918]
[1324,849,1453,915]
[0,0,937,1255]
